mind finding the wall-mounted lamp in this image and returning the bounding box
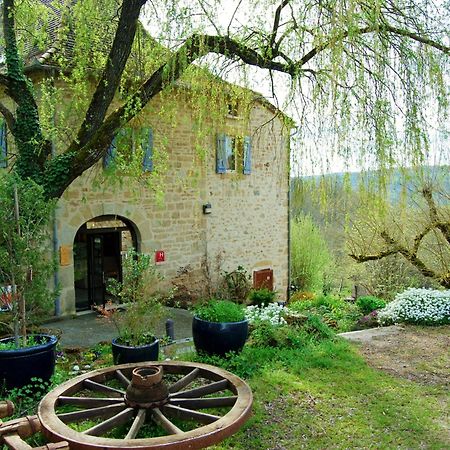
[202,202,212,215]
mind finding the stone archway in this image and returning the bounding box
[73,215,138,311]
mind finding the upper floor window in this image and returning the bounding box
[216,134,251,175]
[103,127,153,172]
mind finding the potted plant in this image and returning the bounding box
[192,300,248,356]
[0,174,58,389]
[101,248,165,364]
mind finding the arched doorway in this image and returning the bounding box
[73,215,138,311]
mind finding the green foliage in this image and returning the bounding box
[290,214,335,293]
[0,173,57,343]
[290,295,361,332]
[194,300,245,323]
[0,377,51,418]
[249,322,307,349]
[105,248,166,346]
[356,295,386,315]
[247,288,276,306]
[0,335,43,351]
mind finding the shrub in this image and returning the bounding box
[194,300,245,323]
[249,322,307,348]
[220,266,251,303]
[289,291,316,303]
[247,288,276,306]
[378,288,450,325]
[356,296,386,315]
[290,215,335,293]
[357,311,379,328]
[245,303,287,326]
[289,295,360,332]
[302,315,336,341]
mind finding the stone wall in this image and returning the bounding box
[48,92,290,314]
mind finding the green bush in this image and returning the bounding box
[194,300,245,322]
[289,295,360,332]
[290,214,335,293]
[356,295,386,315]
[247,288,276,306]
[249,322,307,348]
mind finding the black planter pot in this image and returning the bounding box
[0,334,58,389]
[192,317,249,356]
[111,337,159,364]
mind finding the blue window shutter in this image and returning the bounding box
[103,134,117,168]
[216,134,226,173]
[243,136,251,175]
[0,120,7,169]
[142,127,153,172]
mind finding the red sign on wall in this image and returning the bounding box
[155,250,165,263]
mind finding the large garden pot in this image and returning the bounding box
[192,317,249,356]
[111,337,159,364]
[0,334,58,389]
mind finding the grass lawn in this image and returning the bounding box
[207,338,449,449]
[3,329,448,450]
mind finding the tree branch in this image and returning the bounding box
[70,0,147,151]
[3,0,48,176]
[422,185,450,245]
[0,102,16,130]
[53,20,450,196]
[298,23,449,68]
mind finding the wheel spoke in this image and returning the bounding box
[125,409,146,439]
[115,370,131,388]
[83,379,125,397]
[58,397,124,408]
[57,403,126,423]
[152,408,183,435]
[169,396,237,409]
[170,379,229,399]
[162,404,220,425]
[83,408,134,436]
[168,368,200,393]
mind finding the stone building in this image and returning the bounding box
[0,4,292,316]
[55,91,291,314]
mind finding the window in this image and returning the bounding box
[216,133,251,175]
[140,127,153,172]
[0,119,7,169]
[103,127,153,172]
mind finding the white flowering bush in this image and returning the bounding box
[245,303,287,326]
[378,288,450,325]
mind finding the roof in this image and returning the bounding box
[2,0,293,125]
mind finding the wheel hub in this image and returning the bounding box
[125,366,169,408]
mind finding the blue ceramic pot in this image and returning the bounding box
[0,334,58,389]
[111,337,159,364]
[192,316,248,356]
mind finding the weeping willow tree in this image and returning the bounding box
[0,0,448,200]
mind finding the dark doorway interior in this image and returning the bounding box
[73,216,137,311]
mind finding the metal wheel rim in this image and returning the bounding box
[38,361,252,450]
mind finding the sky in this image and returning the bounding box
[142,1,450,177]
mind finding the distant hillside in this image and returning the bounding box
[292,165,449,204]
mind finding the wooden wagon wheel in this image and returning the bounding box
[38,361,252,450]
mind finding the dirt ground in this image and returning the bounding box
[351,325,450,386]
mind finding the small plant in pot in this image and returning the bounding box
[192,300,248,356]
[101,249,165,364]
[0,173,58,389]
